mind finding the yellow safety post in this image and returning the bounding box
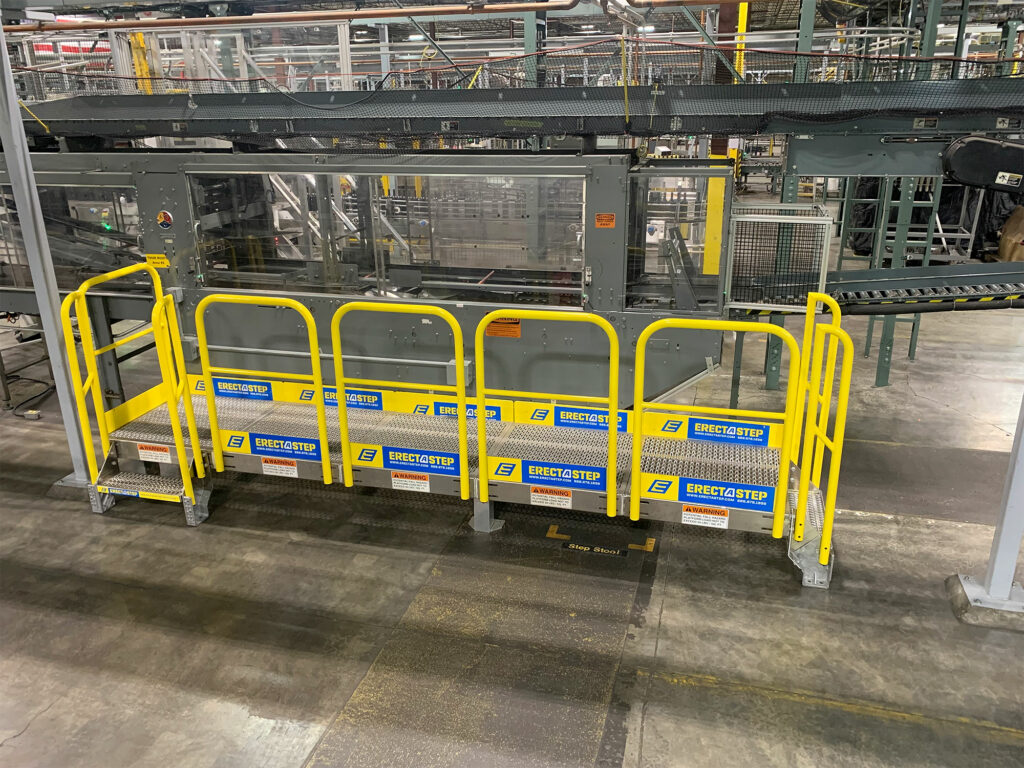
[474,310,619,517]
[792,291,843,460]
[151,295,198,502]
[195,295,332,484]
[631,318,801,536]
[331,302,470,500]
[129,33,153,95]
[795,322,853,564]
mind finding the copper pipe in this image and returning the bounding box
[2,0,581,34]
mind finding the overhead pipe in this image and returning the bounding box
[3,1,581,33]
[2,0,755,34]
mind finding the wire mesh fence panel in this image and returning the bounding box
[727,205,832,308]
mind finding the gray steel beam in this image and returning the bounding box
[678,6,742,82]
[0,25,89,482]
[916,0,943,80]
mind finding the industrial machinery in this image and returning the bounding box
[3,19,1023,590]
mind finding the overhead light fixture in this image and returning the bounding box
[580,24,595,29]
[640,25,655,32]
[409,33,425,41]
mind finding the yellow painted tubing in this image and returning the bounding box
[161,295,204,481]
[475,310,619,517]
[60,263,165,482]
[631,318,801,536]
[331,302,470,501]
[795,323,853,564]
[151,296,195,503]
[60,290,99,482]
[793,291,843,460]
[196,294,332,485]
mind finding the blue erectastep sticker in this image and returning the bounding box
[686,417,770,446]
[249,433,321,461]
[203,377,272,401]
[677,477,774,512]
[433,402,503,420]
[382,446,459,476]
[546,406,628,432]
[105,488,139,497]
[523,460,606,491]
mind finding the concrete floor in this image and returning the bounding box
[1,307,1023,768]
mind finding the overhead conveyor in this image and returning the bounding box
[61,262,853,588]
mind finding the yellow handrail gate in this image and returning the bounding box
[59,263,206,524]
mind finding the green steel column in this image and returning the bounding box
[916,0,943,80]
[792,0,816,83]
[763,315,785,391]
[1000,21,1022,77]
[524,11,547,87]
[952,0,971,79]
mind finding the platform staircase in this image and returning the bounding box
[61,270,852,588]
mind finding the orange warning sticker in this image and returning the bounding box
[530,486,572,509]
[681,504,729,529]
[136,443,171,463]
[485,318,522,338]
[595,213,616,228]
[391,471,430,493]
[261,456,298,478]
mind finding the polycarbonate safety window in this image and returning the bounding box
[0,184,141,290]
[188,171,586,306]
[625,169,731,313]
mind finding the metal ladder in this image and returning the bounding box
[60,263,208,524]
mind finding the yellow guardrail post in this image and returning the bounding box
[151,295,196,502]
[474,310,619,517]
[793,291,843,460]
[60,263,165,482]
[160,295,205,482]
[331,301,470,500]
[631,318,801,536]
[795,323,853,564]
[195,295,332,484]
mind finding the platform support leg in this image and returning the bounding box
[183,488,211,527]
[86,485,115,515]
[472,498,504,533]
[763,315,784,391]
[729,330,745,409]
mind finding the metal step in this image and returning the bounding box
[95,471,185,499]
[111,394,781,492]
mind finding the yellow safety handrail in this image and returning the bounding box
[630,318,802,535]
[795,322,854,564]
[151,294,205,502]
[475,310,619,517]
[59,263,165,481]
[331,302,470,500]
[792,292,843,460]
[195,294,332,484]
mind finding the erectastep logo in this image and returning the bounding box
[198,377,272,401]
[249,432,321,461]
[523,460,605,491]
[553,406,628,432]
[434,402,502,420]
[382,446,459,476]
[678,476,773,512]
[686,417,769,446]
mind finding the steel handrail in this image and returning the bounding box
[151,294,205,502]
[795,322,853,564]
[474,309,619,517]
[59,262,164,481]
[630,318,801,535]
[195,294,332,484]
[792,291,843,461]
[331,301,470,500]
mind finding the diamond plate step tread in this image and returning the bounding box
[110,395,781,491]
[96,471,185,497]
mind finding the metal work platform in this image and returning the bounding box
[110,393,783,530]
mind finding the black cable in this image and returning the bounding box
[5,374,57,418]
